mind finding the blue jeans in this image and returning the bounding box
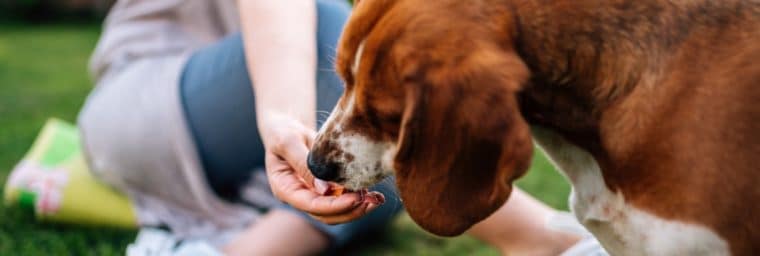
[179,0,401,248]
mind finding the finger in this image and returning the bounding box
[303,128,317,148]
[307,191,385,224]
[299,191,367,215]
[264,151,311,199]
[276,136,315,188]
[309,202,373,225]
[302,128,328,193]
[364,191,386,205]
[314,179,329,195]
[366,202,380,212]
[264,151,295,174]
[269,175,361,215]
[264,163,365,215]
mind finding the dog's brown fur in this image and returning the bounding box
[330,0,760,254]
[516,1,760,254]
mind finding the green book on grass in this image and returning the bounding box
[4,118,137,229]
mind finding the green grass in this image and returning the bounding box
[0,23,136,256]
[0,24,570,255]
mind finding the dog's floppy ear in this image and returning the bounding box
[394,47,534,236]
[336,0,396,85]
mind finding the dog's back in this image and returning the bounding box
[517,0,760,254]
[664,5,760,253]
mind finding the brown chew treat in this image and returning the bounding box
[324,185,346,197]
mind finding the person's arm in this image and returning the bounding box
[237,0,380,224]
[239,0,316,132]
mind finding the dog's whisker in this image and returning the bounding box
[315,111,331,119]
[316,112,332,124]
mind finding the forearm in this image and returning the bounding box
[238,0,317,136]
[468,189,580,256]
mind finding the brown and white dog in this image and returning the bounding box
[307,0,760,254]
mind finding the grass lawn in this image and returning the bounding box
[0,23,571,255]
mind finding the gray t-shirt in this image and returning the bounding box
[80,0,264,243]
[90,0,240,81]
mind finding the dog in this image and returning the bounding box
[307,0,760,254]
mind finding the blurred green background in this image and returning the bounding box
[0,2,571,255]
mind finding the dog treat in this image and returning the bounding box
[322,185,385,205]
[324,184,346,197]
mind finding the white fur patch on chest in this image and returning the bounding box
[531,126,730,256]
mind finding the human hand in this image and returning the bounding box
[258,112,384,224]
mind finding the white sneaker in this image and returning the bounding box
[127,228,224,256]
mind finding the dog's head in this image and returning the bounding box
[308,0,533,236]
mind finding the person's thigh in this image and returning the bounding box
[181,1,349,200]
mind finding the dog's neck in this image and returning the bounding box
[511,0,660,156]
[509,0,752,155]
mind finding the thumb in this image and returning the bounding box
[277,135,321,190]
[304,128,317,148]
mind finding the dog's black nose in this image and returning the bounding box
[307,152,340,181]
